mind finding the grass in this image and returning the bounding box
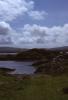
[0,68,15,75]
[0,49,68,100]
[0,74,68,100]
[33,55,68,76]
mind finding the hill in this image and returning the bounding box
[0,47,27,53]
[50,46,68,51]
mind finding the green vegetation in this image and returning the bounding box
[33,58,68,75]
[0,48,68,99]
[0,48,59,61]
[0,68,15,75]
[0,48,67,61]
[0,73,68,100]
[0,54,15,60]
[15,48,59,61]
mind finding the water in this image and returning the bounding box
[0,61,35,74]
[0,53,16,55]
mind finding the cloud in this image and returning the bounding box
[18,24,68,48]
[0,21,15,45]
[0,22,12,35]
[0,36,12,45]
[0,0,34,21]
[0,0,67,48]
[0,22,68,48]
[0,0,47,21]
[28,11,48,20]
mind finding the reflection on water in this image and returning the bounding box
[0,61,35,74]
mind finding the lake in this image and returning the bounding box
[0,61,35,74]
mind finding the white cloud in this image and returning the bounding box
[0,21,15,45]
[1,0,67,48]
[18,24,68,48]
[0,22,12,35]
[0,22,68,48]
[28,11,48,20]
[0,0,47,21]
[0,36,12,45]
[0,0,34,21]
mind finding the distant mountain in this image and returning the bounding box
[0,47,27,53]
[0,46,68,53]
[49,46,68,51]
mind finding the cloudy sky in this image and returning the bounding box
[0,0,68,48]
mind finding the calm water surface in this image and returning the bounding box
[0,61,35,74]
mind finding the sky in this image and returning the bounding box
[0,0,68,48]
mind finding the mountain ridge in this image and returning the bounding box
[0,46,68,53]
